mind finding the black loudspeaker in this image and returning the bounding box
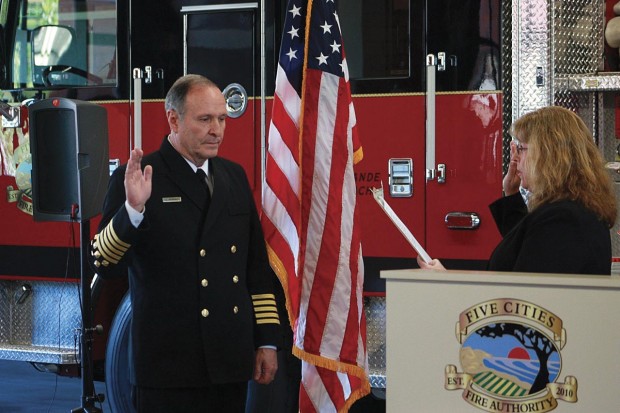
[29,98,109,222]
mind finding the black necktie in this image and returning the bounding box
[196,168,211,210]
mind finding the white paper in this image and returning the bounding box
[370,186,432,263]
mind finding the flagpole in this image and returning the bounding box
[260,0,267,190]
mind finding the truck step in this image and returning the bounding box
[0,343,78,364]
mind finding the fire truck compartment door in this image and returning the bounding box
[180,3,260,188]
[181,3,258,95]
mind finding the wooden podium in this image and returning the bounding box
[381,269,620,412]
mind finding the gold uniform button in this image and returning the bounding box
[232,275,239,283]
[201,279,208,287]
[199,249,206,257]
[94,261,101,268]
[201,309,209,318]
[233,306,239,314]
[230,245,237,253]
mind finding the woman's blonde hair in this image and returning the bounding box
[512,106,617,227]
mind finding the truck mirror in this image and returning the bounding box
[32,25,74,67]
[30,25,99,87]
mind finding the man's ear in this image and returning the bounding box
[166,109,179,132]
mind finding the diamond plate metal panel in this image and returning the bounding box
[0,281,33,345]
[0,285,9,343]
[552,0,604,143]
[600,94,620,161]
[32,281,81,348]
[364,296,386,389]
[563,73,620,91]
[0,281,81,364]
[511,0,605,117]
[502,0,513,172]
[0,344,77,364]
[553,0,604,76]
[512,0,551,119]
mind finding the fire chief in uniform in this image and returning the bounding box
[91,75,281,413]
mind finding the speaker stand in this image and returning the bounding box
[71,219,105,413]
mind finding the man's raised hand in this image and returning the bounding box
[124,148,152,212]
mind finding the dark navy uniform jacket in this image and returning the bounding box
[488,193,611,275]
[92,138,281,387]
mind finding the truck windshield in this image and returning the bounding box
[11,0,116,88]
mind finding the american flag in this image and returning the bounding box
[261,0,369,411]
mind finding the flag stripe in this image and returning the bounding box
[265,152,301,229]
[262,182,299,266]
[270,94,302,167]
[304,71,348,355]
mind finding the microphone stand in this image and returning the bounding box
[71,218,105,412]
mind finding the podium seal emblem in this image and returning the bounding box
[445,298,577,412]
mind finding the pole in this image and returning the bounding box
[71,219,104,413]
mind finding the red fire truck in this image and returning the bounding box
[0,0,618,411]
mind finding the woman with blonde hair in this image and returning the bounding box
[420,106,617,275]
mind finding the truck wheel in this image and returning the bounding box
[105,292,135,412]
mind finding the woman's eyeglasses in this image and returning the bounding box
[516,143,528,154]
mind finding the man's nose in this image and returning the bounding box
[208,120,222,135]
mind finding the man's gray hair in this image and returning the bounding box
[165,74,220,117]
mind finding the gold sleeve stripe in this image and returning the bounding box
[97,232,123,263]
[256,318,280,325]
[251,293,276,300]
[253,299,277,307]
[254,305,278,313]
[100,228,125,259]
[97,247,120,264]
[97,240,120,264]
[255,312,279,319]
[251,294,279,324]
[104,221,131,248]
[96,220,131,264]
